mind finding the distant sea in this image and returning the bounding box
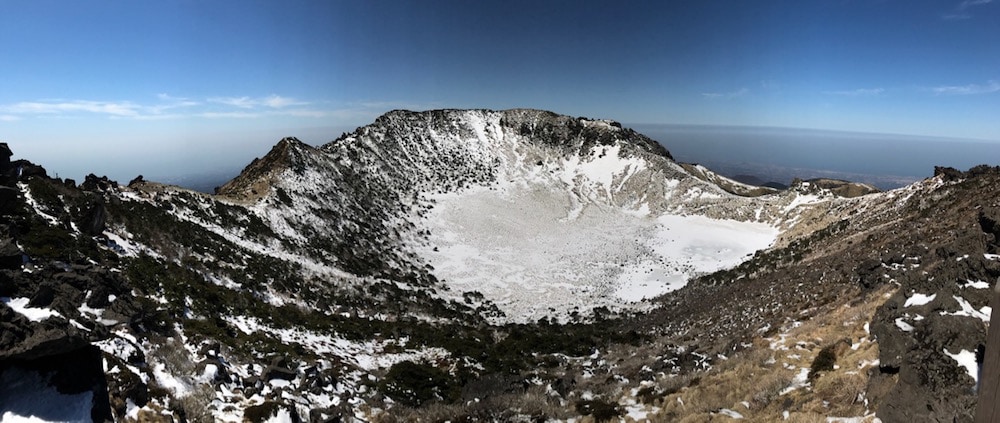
[631,124,1000,190]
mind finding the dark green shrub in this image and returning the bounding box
[575,399,621,421]
[243,401,281,423]
[809,344,838,381]
[379,360,459,407]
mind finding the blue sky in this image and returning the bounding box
[1,0,998,181]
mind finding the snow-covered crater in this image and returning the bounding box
[415,144,778,323]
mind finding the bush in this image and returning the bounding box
[379,361,459,407]
[809,344,838,381]
[575,399,621,422]
[244,401,282,423]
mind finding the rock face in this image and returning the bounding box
[862,170,1000,422]
[1,143,15,187]
[0,146,118,421]
[0,143,11,172]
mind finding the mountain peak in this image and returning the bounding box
[214,137,314,200]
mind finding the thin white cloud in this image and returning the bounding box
[208,95,307,109]
[149,93,200,114]
[944,0,992,19]
[932,80,1000,95]
[824,88,885,96]
[959,0,992,10]
[199,111,261,119]
[3,100,141,117]
[157,93,184,101]
[209,96,256,109]
[0,93,324,121]
[263,95,306,108]
[702,88,748,99]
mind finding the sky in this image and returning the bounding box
[1,0,999,182]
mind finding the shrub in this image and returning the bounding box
[809,345,837,381]
[575,399,621,422]
[244,401,282,423]
[379,361,459,407]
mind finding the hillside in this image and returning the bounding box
[0,110,996,422]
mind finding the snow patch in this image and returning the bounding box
[717,408,745,419]
[1,297,62,322]
[780,367,811,395]
[941,296,991,323]
[962,280,990,289]
[944,348,978,384]
[904,293,935,307]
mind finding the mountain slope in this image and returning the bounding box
[212,109,847,321]
[0,113,995,422]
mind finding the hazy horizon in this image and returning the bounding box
[2,1,998,187]
[7,119,997,193]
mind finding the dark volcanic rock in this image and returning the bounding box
[0,316,88,360]
[81,174,118,193]
[2,345,113,422]
[12,159,48,180]
[863,170,1000,422]
[0,236,22,270]
[264,364,297,381]
[934,166,965,181]
[0,142,11,168]
[76,200,108,236]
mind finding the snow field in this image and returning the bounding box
[418,170,778,322]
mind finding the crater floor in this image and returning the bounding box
[417,181,778,322]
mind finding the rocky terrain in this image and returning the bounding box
[0,109,997,422]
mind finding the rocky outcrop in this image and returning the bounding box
[0,143,12,186]
[80,174,118,193]
[805,178,880,197]
[862,171,1000,422]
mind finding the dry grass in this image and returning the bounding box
[372,385,573,422]
[642,285,893,422]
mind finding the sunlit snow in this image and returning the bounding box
[904,293,936,307]
[944,348,978,384]
[1,297,62,322]
[418,167,778,322]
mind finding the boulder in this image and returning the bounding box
[127,175,144,187]
[264,364,297,381]
[11,160,48,180]
[0,142,11,165]
[64,199,108,236]
[81,174,118,193]
[0,236,21,270]
[0,318,88,360]
[0,186,19,213]
[196,357,232,384]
